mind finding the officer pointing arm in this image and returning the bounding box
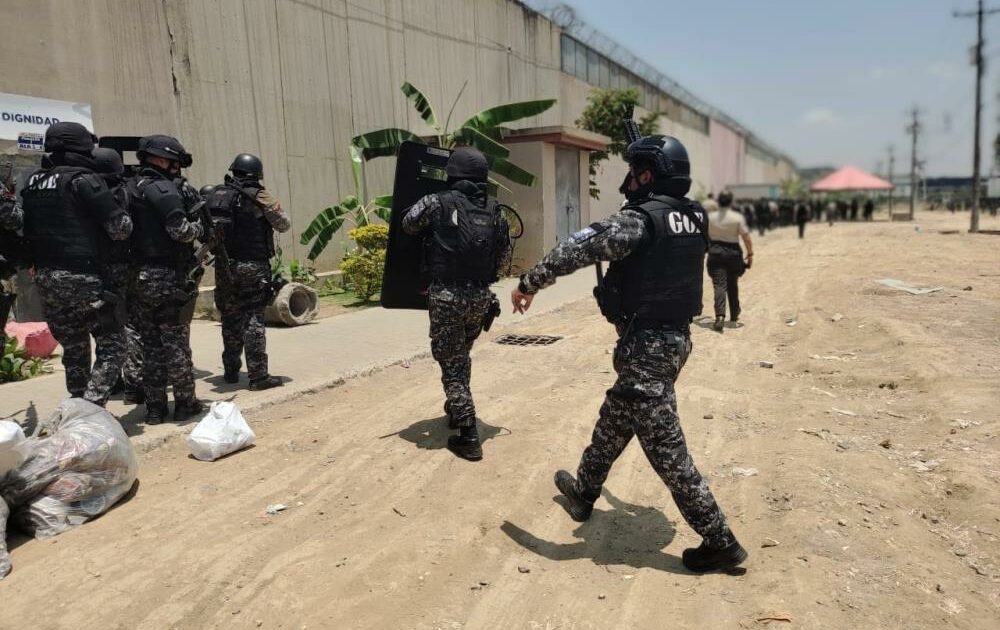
[511,208,649,313]
[510,134,747,574]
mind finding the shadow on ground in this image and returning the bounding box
[692,316,745,333]
[391,415,508,451]
[501,489,690,575]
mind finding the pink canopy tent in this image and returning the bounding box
[810,166,893,192]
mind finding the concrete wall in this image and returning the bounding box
[0,0,794,272]
[710,119,745,194]
[0,0,564,270]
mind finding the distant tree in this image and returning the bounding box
[576,88,659,199]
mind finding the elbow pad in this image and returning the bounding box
[143,179,187,224]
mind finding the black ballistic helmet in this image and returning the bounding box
[717,190,733,208]
[137,134,193,168]
[230,153,263,179]
[199,184,217,197]
[44,122,98,155]
[625,135,691,190]
[446,147,489,182]
[91,147,124,175]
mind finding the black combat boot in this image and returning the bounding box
[248,375,283,391]
[172,398,206,422]
[713,316,725,332]
[447,425,483,461]
[123,387,145,405]
[681,540,748,573]
[145,402,168,425]
[444,401,458,430]
[554,470,598,522]
[224,370,240,384]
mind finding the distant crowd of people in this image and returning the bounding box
[726,196,877,239]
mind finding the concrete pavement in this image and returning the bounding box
[0,268,596,452]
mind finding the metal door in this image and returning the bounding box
[555,146,581,242]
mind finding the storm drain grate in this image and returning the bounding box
[495,334,563,346]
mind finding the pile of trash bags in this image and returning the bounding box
[0,399,138,579]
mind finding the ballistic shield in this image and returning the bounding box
[380,141,451,310]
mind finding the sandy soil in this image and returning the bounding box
[2,211,998,629]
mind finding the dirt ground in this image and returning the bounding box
[2,211,998,629]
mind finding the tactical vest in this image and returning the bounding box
[208,184,273,261]
[21,166,104,272]
[605,196,707,324]
[127,174,193,265]
[425,190,501,284]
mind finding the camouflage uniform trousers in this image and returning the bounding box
[106,263,143,391]
[575,326,736,549]
[34,267,125,406]
[427,281,492,428]
[706,245,743,320]
[130,265,198,408]
[214,260,272,381]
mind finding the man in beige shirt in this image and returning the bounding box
[705,191,753,331]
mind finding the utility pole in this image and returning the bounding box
[955,0,1000,232]
[906,108,921,220]
[887,144,895,213]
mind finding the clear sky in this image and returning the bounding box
[552,0,996,177]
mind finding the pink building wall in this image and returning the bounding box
[710,119,745,194]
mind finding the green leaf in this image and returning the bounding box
[487,177,512,197]
[307,223,343,262]
[487,155,537,187]
[401,82,439,131]
[350,129,424,162]
[371,195,393,209]
[299,205,348,245]
[461,99,556,131]
[451,126,510,159]
[341,195,360,211]
[375,206,392,223]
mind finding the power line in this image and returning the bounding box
[954,0,1000,232]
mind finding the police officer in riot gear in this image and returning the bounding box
[401,147,511,462]
[206,153,290,391]
[92,147,145,402]
[511,134,747,573]
[1,167,22,349]
[127,134,205,423]
[17,122,132,406]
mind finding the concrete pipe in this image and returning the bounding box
[264,282,319,327]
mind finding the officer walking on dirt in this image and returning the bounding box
[511,134,747,573]
[402,147,510,462]
[92,147,144,403]
[706,190,753,332]
[16,122,132,406]
[206,154,290,391]
[126,135,205,424]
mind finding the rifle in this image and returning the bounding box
[622,102,642,146]
[593,104,643,310]
[191,200,232,284]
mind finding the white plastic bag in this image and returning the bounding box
[0,420,26,477]
[187,401,255,462]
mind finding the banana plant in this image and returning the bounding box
[299,194,393,262]
[301,82,555,262]
[350,82,556,196]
